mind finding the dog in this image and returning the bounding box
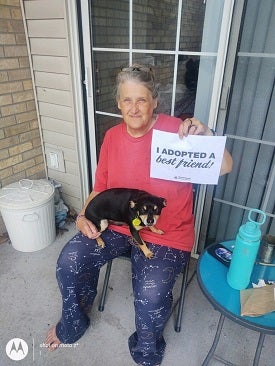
[85,188,167,258]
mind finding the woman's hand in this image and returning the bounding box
[76,215,101,240]
[75,190,101,240]
[178,117,213,138]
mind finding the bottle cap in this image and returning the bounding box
[239,209,267,241]
[248,209,266,226]
[239,222,260,241]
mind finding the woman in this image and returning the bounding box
[46,64,232,365]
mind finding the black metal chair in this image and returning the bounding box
[98,250,191,332]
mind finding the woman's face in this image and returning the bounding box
[117,80,158,137]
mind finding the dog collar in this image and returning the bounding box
[132,217,141,226]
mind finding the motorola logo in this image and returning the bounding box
[6,338,29,361]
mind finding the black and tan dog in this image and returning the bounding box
[85,188,166,258]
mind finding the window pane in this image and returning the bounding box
[93,52,129,114]
[92,0,129,48]
[95,115,121,155]
[175,56,200,119]
[193,55,216,121]
[181,0,225,53]
[239,0,275,54]
[179,0,205,51]
[226,56,275,143]
[133,0,178,50]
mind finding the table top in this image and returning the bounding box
[197,240,275,334]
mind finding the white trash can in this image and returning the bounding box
[0,179,56,252]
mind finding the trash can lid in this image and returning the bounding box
[0,179,55,210]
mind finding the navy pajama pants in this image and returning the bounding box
[55,229,189,365]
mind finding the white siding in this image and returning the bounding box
[38,102,74,122]
[26,19,66,38]
[40,116,75,136]
[36,87,72,106]
[34,71,71,90]
[22,0,83,210]
[42,130,76,149]
[30,38,68,56]
[24,0,64,18]
[32,55,70,74]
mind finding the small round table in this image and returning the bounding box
[197,240,275,366]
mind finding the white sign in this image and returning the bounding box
[150,130,226,185]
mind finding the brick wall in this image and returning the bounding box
[0,0,46,234]
[0,0,46,192]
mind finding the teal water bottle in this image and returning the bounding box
[227,209,266,290]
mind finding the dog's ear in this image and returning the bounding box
[129,200,136,208]
[158,197,167,207]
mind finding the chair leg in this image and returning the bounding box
[98,260,113,312]
[253,333,265,366]
[202,313,225,366]
[175,254,190,332]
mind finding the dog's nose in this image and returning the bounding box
[146,217,154,225]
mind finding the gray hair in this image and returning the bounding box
[115,63,158,101]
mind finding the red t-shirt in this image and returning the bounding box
[93,114,194,252]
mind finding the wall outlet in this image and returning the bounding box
[45,147,65,172]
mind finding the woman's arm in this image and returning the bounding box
[219,148,233,176]
[75,190,101,239]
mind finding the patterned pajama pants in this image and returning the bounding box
[55,229,189,366]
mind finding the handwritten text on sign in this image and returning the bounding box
[150,130,226,184]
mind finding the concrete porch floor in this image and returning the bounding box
[0,223,274,366]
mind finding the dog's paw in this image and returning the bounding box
[145,250,154,259]
[149,226,164,235]
[96,237,105,248]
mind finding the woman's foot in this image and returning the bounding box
[46,326,61,351]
